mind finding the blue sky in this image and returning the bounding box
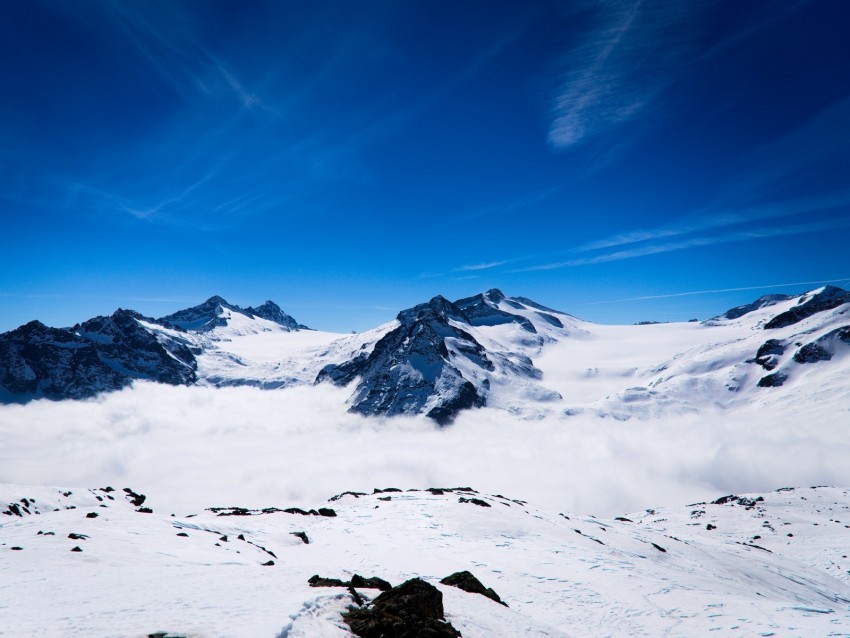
[1,0,849,332]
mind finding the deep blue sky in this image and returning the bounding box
[2,0,849,332]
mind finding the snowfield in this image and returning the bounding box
[2,483,850,637]
[2,286,850,636]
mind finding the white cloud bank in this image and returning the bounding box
[1,382,848,518]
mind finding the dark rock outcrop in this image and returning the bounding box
[0,311,196,402]
[244,300,307,330]
[764,286,850,330]
[309,574,392,591]
[440,570,507,606]
[342,578,461,638]
[316,296,490,424]
[716,294,793,321]
[793,343,832,364]
[159,296,307,332]
[758,372,787,387]
[454,289,536,332]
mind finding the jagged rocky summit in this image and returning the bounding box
[315,290,569,424]
[0,296,305,403]
[1,285,849,423]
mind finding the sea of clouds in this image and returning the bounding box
[1,381,848,517]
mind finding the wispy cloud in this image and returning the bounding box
[455,260,510,272]
[93,1,271,111]
[548,0,698,149]
[512,217,850,272]
[570,190,850,254]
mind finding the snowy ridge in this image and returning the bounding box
[2,483,850,636]
[1,286,849,422]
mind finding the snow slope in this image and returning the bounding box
[2,286,848,422]
[2,484,850,637]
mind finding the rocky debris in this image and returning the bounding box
[651,543,667,553]
[10,546,23,551]
[440,570,507,606]
[85,512,99,519]
[758,372,788,387]
[351,575,393,592]
[309,574,392,591]
[123,488,146,507]
[208,505,336,517]
[342,577,461,638]
[67,533,88,540]
[712,495,765,509]
[794,343,833,364]
[261,560,275,566]
[148,633,187,638]
[309,575,348,588]
[458,497,490,508]
[764,286,850,329]
[329,491,368,502]
[290,531,310,544]
[70,546,83,552]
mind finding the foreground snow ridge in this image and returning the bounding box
[3,484,850,637]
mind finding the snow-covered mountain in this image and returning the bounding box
[3,482,850,636]
[1,286,848,422]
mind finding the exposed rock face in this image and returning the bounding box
[342,578,461,638]
[793,343,833,364]
[716,294,793,321]
[244,301,306,330]
[316,296,490,425]
[159,296,307,332]
[758,372,788,387]
[756,339,786,359]
[440,570,507,606]
[752,339,786,370]
[159,296,239,332]
[455,288,536,332]
[0,311,196,402]
[764,286,850,330]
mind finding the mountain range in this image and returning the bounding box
[1,285,849,422]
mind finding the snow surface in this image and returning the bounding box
[2,484,850,637]
[2,288,850,635]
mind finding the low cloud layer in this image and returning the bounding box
[1,383,848,517]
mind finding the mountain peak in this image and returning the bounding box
[245,300,304,330]
[483,288,506,302]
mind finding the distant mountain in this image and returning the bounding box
[315,290,573,423]
[0,297,304,403]
[1,286,848,422]
[0,310,196,402]
[159,296,307,333]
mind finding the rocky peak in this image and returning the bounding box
[454,290,537,332]
[245,300,305,330]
